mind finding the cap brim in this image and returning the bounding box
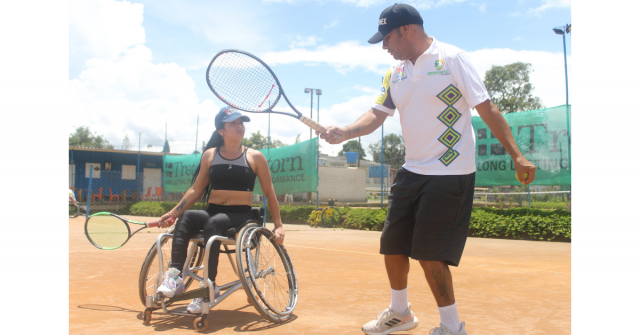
[368,31,384,44]
[222,114,251,124]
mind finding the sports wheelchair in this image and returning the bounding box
[138,207,298,331]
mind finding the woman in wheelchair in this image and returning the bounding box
[156,106,285,314]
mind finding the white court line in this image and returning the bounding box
[285,244,570,275]
[286,244,381,256]
[69,247,152,253]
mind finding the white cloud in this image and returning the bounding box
[512,36,523,41]
[324,20,339,30]
[528,0,571,14]
[466,48,571,108]
[70,0,145,60]
[262,41,395,74]
[470,2,487,12]
[263,41,570,108]
[70,0,220,154]
[289,35,321,49]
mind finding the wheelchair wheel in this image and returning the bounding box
[69,203,79,218]
[320,206,341,228]
[236,224,297,323]
[138,228,204,307]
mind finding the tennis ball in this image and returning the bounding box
[333,228,336,231]
[341,228,344,231]
[515,172,529,182]
[147,230,150,233]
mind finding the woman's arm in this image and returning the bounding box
[159,149,214,227]
[252,150,285,245]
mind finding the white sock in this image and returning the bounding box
[390,287,408,313]
[438,302,461,332]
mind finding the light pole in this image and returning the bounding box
[553,24,571,106]
[304,88,316,139]
[553,23,572,200]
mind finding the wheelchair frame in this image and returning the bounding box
[139,208,298,332]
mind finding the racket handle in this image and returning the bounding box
[299,116,343,142]
[147,221,160,228]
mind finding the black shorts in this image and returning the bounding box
[380,168,475,266]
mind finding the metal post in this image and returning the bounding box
[86,164,93,220]
[309,91,313,140]
[381,123,384,209]
[264,107,270,225]
[527,185,531,208]
[316,93,320,208]
[137,132,141,175]
[195,115,199,153]
[562,25,571,200]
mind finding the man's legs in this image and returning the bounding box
[419,260,455,307]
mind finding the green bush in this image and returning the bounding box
[130,201,166,217]
[342,208,388,231]
[469,207,570,241]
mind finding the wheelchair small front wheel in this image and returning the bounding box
[237,225,298,323]
[194,316,208,332]
[143,309,152,325]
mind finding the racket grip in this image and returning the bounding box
[299,116,343,142]
[147,221,160,228]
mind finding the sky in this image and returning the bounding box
[69,0,572,156]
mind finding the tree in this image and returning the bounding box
[483,62,544,114]
[295,134,301,144]
[368,133,405,170]
[121,135,132,150]
[241,130,286,149]
[338,140,366,158]
[69,126,114,149]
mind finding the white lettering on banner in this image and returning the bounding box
[379,18,387,25]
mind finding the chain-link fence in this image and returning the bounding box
[74,156,570,224]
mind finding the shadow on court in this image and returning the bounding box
[69,215,570,334]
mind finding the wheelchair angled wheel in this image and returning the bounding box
[69,203,80,218]
[236,223,298,323]
[320,206,341,228]
[138,226,204,307]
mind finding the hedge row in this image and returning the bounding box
[337,207,570,242]
[127,202,570,242]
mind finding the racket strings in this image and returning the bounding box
[207,52,280,112]
[86,215,130,249]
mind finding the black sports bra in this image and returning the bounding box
[209,147,257,192]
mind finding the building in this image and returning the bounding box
[69,146,180,202]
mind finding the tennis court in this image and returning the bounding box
[69,216,570,334]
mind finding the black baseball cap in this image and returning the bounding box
[368,3,423,44]
[215,106,250,129]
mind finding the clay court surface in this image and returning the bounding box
[69,216,570,334]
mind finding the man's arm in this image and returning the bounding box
[475,100,536,185]
[318,108,388,144]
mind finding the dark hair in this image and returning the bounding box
[191,130,224,203]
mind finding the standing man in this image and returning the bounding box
[319,4,536,335]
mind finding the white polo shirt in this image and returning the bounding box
[373,36,489,175]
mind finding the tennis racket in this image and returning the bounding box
[206,49,342,142]
[84,212,170,250]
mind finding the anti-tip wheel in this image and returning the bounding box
[194,316,208,332]
[143,309,152,325]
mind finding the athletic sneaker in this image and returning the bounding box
[156,268,184,298]
[428,321,468,335]
[187,281,220,314]
[362,303,419,335]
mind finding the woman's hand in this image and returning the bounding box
[158,212,176,229]
[272,225,285,245]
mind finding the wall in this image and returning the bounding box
[312,166,367,202]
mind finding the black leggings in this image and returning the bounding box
[171,204,254,282]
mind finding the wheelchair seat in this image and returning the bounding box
[192,207,265,239]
